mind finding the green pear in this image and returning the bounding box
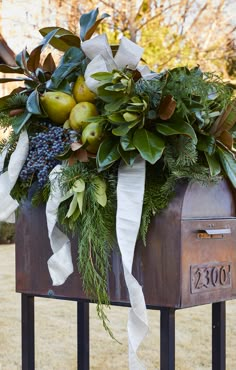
[73,75,96,103]
[40,91,76,125]
[81,122,103,153]
[69,102,98,131]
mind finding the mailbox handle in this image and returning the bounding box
[204,228,231,235]
[197,228,231,239]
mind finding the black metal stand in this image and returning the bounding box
[160,308,175,370]
[77,301,89,370]
[22,294,35,370]
[21,295,227,370]
[212,302,226,370]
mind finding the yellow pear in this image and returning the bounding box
[73,75,96,103]
[81,122,103,153]
[69,102,98,131]
[40,91,76,125]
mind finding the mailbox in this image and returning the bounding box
[15,178,236,308]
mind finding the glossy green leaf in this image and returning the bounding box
[112,125,130,136]
[120,132,136,151]
[12,111,32,134]
[205,153,221,176]
[118,145,138,166]
[39,27,81,52]
[133,129,165,164]
[217,147,236,187]
[50,47,84,88]
[156,121,197,144]
[108,113,125,124]
[0,64,23,74]
[26,90,42,115]
[97,137,120,169]
[197,134,216,155]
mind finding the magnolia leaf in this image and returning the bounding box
[77,191,84,213]
[108,113,125,124]
[93,177,107,207]
[39,27,81,52]
[205,153,221,176]
[210,100,236,136]
[84,13,110,40]
[217,146,236,187]
[118,145,138,166]
[0,77,26,83]
[133,128,165,164]
[97,137,120,169]
[0,64,23,74]
[112,125,130,136]
[156,121,197,144]
[15,48,29,70]
[197,134,216,155]
[66,193,78,218]
[12,111,32,134]
[72,178,85,193]
[80,8,109,41]
[120,132,136,151]
[27,29,59,73]
[217,130,234,151]
[50,47,84,88]
[80,8,99,40]
[42,53,56,73]
[159,95,177,120]
[26,90,42,115]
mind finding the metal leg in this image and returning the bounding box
[77,301,89,370]
[22,294,35,370]
[160,308,175,370]
[212,302,226,370]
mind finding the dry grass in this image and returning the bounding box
[0,244,236,370]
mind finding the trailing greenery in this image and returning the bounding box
[57,162,117,337]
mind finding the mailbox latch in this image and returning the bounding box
[197,228,231,239]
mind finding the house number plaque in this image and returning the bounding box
[190,262,231,294]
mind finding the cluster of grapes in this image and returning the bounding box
[20,124,78,188]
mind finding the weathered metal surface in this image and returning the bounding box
[15,178,236,307]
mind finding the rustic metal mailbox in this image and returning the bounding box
[15,178,236,370]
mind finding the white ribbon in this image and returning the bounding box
[0,130,29,223]
[116,157,148,370]
[81,33,159,94]
[46,165,74,286]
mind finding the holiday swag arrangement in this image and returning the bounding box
[1,8,236,369]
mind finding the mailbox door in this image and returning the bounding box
[180,218,236,307]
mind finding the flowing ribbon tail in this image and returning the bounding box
[46,165,74,286]
[0,130,29,222]
[116,157,148,370]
